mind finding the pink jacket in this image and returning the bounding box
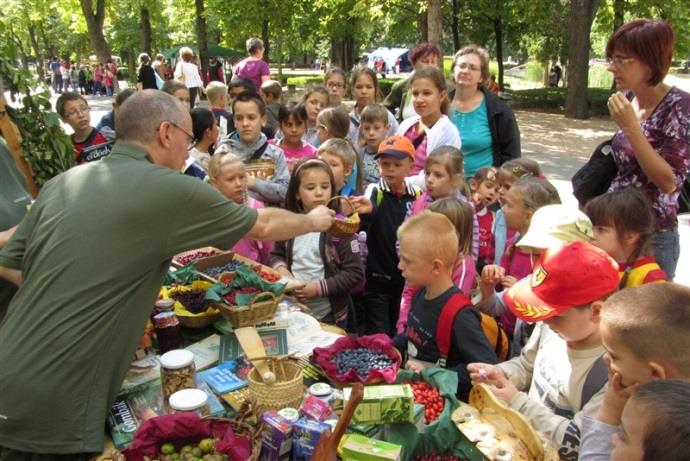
[231,198,273,264]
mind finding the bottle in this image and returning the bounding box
[160,349,196,400]
[153,310,182,353]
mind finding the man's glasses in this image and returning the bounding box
[167,121,195,149]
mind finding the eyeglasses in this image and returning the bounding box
[455,62,481,72]
[607,56,636,67]
[167,121,195,149]
[327,82,344,89]
[65,106,90,118]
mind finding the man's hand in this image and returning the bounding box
[307,205,336,232]
[468,363,518,402]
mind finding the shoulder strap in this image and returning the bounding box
[436,292,473,367]
[349,115,360,128]
[412,129,427,149]
[249,140,269,161]
[581,355,608,408]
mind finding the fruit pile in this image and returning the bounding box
[202,260,247,278]
[156,439,227,461]
[222,286,260,305]
[170,290,215,314]
[253,266,280,282]
[332,348,395,379]
[406,381,445,424]
[411,455,467,461]
[176,250,221,266]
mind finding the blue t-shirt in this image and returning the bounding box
[449,99,493,177]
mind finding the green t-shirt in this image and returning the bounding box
[0,142,257,453]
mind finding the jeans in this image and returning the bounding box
[652,227,680,280]
[361,281,404,337]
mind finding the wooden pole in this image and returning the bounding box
[0,94,39,197]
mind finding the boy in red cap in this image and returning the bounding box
[468,241,619,461]
[351,135,421,335]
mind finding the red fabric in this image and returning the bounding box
[313,334,401,384]
[122,413,251,461]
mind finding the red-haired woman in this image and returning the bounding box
[383,42,441,122]
[605,19,690,279]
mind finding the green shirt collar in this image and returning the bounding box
[109,141,154,163]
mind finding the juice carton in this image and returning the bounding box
[292,417,330,460]
[260,411,293,461]
[344,384,415,424]
[338,433,402,461]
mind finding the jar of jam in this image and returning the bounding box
[153,298,175,316]
[168,388,209,416]
[160,349,196,400]
[153,310,182,353]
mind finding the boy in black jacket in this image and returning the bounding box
[351,136,421,336]
[393,211,498,400]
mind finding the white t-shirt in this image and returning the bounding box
[174,61,203,89]
[291,232,331,319]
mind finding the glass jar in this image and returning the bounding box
[308,383,334,404]
[153,298,175,316]
[153,310,182,353]
[169,388,209,416]
[160,349,196,400]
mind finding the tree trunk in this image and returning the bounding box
[25,16,44,80]
[262,19,270,63]
[418,11,428,42]
[612,0,625,32]
[494,18,504,90]
[79,0,111,64]
[427,0,442,58]
[195,0,209,86]
[565,0,598,119]
[451,0,460,52]
[140,6,152,56]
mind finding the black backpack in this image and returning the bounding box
[572,139,617,208]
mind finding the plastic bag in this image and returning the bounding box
[387,368,484,461]
[312,334,401,384]
[122,412,252,461]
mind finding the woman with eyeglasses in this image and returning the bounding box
[324,67,347,108]
[604,19,690,280]
[449,45,521,179]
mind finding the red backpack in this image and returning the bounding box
[436,293,510,365]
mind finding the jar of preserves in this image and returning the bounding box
[160,349,196,400]
[153,310,182,353]
[169,388,209,416]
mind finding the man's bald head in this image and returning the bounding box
[116,90,189,145]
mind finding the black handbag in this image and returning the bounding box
[679,177,690,214]
[572,138,618,208]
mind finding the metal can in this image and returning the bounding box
[160,349,196,400]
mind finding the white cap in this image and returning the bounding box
[160,349,194,369]
[517,205,593,249]
[169,388,208,411]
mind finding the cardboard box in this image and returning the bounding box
[292,418,330,460]
[338,433,402,461]
[260,411,293,461]
[344,385,415,424]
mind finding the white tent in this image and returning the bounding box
[366,47,409,72]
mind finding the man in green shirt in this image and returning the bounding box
[0,90,334,458]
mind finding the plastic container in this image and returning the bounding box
[153,310,182,353]
[168,388,209,416]
[160,349,196,400]
[277,407,300,424]
[308,382,334,404]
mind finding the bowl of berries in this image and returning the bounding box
[313,334,401,385]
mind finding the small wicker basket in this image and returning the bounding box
[327,195,360,238]
[219,291,282,328]
[248,357,304,417]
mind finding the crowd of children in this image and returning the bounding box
[51,46,690,460]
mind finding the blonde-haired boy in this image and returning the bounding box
[580,282,690,460]
[393,211,498,400]
[205,81,231,136]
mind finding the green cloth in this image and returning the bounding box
[0,142,257,453]
[0,139,32,323]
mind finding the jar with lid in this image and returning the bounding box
[308,383,334,404]
[153,310,182,353]
[168,388,209,416]
[160,349,196,400]
[153,298,175,317]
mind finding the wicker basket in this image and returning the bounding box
[165,281,222,329]
[219,291,282,328]
[248,357,304,417]
[245,160,276,180]
[327,195,360,238]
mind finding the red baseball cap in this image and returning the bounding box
[505,241,619,322]
[375,135,415,161]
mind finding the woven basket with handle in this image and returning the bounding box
[247,356,304,417]
[219,291,282,328]
[327,195,360,238]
